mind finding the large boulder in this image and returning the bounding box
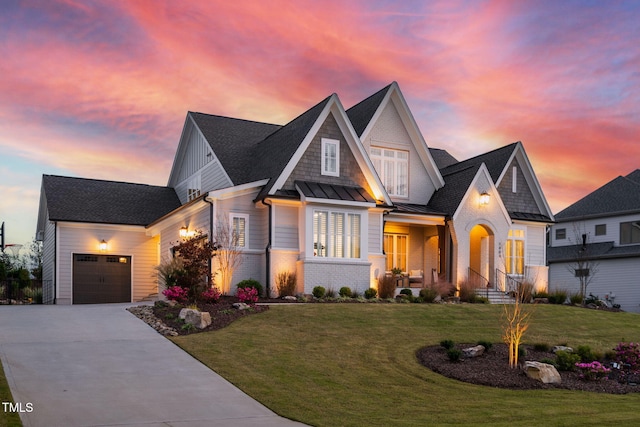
[179,308,198,320]
[552,345,573,354]
[184,310,212,329]
[462,345,485,358]
[523,361,561,384]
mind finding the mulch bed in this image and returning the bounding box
[416,343,640,394]
[153,296,269,335]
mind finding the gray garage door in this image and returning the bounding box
[73,254,131,304]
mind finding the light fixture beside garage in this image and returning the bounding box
[179,226,189,238]
[99,239,108,252]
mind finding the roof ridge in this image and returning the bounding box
[189,111,282,127]
[43,174,167,189]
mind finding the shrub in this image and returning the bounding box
[162,285,188,303]
[399,288,413,297]
[275,271,297,297]
[532,290,549,299]
[325,288,336,298]
[447,348,462,362]
[548,289,568,305]
[518,345,527,359]
[350,289,360,299]
[457,280,477,303]
[575,361,611,381]
[569,292,583,305]
[236,279,263,297]
[419,287,438,303]
[237,286,258,304]
[555,350,580,371]
[477,340,492,352]
[576,345,596,363]
[541,358,558,367]
[533,343,551,352]
[22,286,43,304]
[377,275,396,299]
[312,286,326,299]
[613,342,640,374]
[364,288,377,299]
[440,339,455,350]
[339,286,352,298]
[201,286,222,303]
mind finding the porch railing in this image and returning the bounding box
[495,269,523,295]
[467,268,490,299]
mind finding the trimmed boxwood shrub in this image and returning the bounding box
[312,286,326,299]
[339,286,352,298]
[236,279,263,297]
[364,288,377,299]
[419,287,438,303]
[556,350,580,371]
[399,288,413,297]
[447,348,462,362]
[440,339,455,350]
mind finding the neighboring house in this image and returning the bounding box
[36,82,553,304]
[548,170,640,312]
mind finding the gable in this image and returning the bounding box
[282,114,371,195]
[496,157,542,215]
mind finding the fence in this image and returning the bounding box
[0,279,43,304]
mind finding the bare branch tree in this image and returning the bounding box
[211,214,244,294]
[566,224,600,301]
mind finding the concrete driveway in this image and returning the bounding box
[0,304,306,427]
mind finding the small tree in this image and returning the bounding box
[566,225,599,301]
[211,214,244,294]
[502,286,534,368]
[172,231,217,303]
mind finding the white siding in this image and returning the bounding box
[550,213,640,247]
[361,102,437,205]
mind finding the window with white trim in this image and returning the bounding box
[620,221,640,245]
[313,210,360,258]
[230,213,249,248]
[187,173,201,201]
[506,229,525,275]
[384,233,407,272]
[370,147,408,197]
[321,138,339,177]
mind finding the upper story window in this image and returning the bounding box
[230,213,249,248]
[512,166,518,193]
[555,228,566,240]
[313,210,360,258]
[370,147,408,197]
[187,173,201,202]
[620,221,640,245]
[595,224,606,236]
[321,138,340,177]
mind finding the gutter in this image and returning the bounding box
[53,221,57,304]
[204,195,214,285]
[261,198,273,298]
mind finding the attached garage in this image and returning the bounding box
[73,254,132,304]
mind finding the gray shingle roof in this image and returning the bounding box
[346,83,393,137]
[547,241,640,263]
[295,181,375,203]
[42,175,181,226]
[439,142,518,182]
[427,163,481,216]
[429,148,459,170]
[555,171,640,220]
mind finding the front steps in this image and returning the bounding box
[484,289,516,304]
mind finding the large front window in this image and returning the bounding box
[620,221,640,245]
[313,210,360,258]
[384,233,407,272]
[506,229,524,275]
[370,147,408,197]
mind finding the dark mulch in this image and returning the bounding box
[152,296,269,335]
[416,343,640,394]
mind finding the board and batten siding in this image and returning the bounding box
[549,258,640,313]
[361,101,437,205]
[42,215,56,304]
[55,224,159,304]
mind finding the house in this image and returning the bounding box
[548,170,640,312]
[36,82,553,304]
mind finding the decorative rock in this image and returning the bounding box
[282,296,297,301]
[127,305,179,336]
[533,298,549,304]
[179,308,199,320]
[462,345,485,358]
[232,302,250,310]
[523,361,561,384]
[552,346,573,354]
[185,310,212,329]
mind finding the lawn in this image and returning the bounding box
[172,303,640,426]
[0,360,22,427]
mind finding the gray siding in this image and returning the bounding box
[42,214,56,304]
[274,205,299,249]
[498,159,540,214]
[175,124,214,183]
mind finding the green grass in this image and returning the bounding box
[172,304,640,426]
[0,361,22,427]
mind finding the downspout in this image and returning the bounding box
[53,221,57,304]
[204,194,214,285]
[261,198,272,298]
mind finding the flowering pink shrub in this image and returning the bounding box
[162,286,188,303]
[614,342,640,374]
[201,286,222,304]
[575,361,611,381]
[237,286,258,305]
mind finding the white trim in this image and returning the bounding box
[207,179,269,200]
[229,212,249,248]
[453,164,511,224]
[512,166,517,193]
[321,138,340,177]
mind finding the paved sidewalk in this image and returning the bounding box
[0,304,307,427]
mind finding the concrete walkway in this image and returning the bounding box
[0,304,307,427]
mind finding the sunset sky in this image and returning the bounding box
[1,0,639,248]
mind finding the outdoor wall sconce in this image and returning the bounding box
[479,192,490,206]
[99,239,108,252]
[179,226,189,238]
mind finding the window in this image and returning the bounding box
[575,268,590,278]
[512,166,518,193]
[595,224,606,236]
[370,147,409,197]
[384,234,407,272]
[230,213,249,247]
[620,221,640,245]
[321,138,339,177]
[187,174,201,201]
[555,228,566,240]
[506,229,525,275]
[313,210,360,258]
